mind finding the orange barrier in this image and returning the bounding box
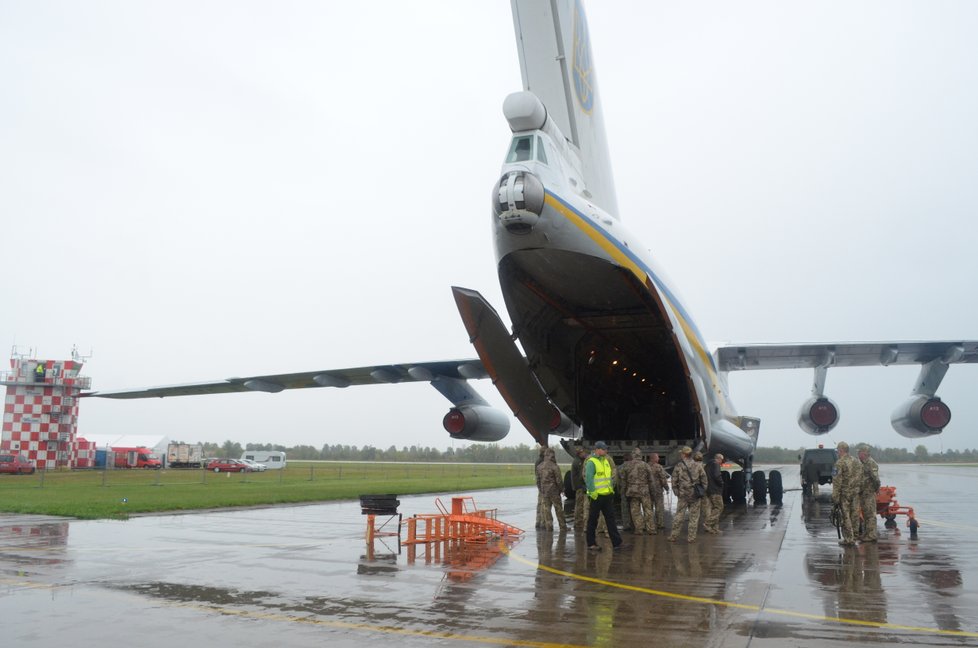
[876,485,916,529]
[404,496,523,545]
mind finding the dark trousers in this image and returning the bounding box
[586,493,622,547]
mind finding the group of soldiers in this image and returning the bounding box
[831,441,881,546]
[534,443,727,546]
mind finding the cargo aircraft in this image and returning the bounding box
[84,0,977,491]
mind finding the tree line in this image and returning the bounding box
[197,440,978,464]
[200,441,553,463]
[754,444,978,463]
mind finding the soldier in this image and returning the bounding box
[534,445,547,529]
[536,448,567,531]
[832,441,861,546]
[857,444,880,543]
[669,446,707,543]
[648,453,669,531]
[622,448,655,534]
[693,452,705,529]
[703,453,725,534]
[570,446,589,532]
[619,450,633,531]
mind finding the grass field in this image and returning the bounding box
[0,462,541,520]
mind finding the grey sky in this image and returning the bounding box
[2,1,977,453]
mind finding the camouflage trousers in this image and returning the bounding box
[539,492,566,531]
[702,494,723,532]
[536,492,546,528]
[836,495,859,544]
[573,488,587,530]
[650,490,666,529]
[669,496,702,542]
[628,495,656,534]
[859,490,878,541]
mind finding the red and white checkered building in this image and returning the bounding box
[1,356,92,469]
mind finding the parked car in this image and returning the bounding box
[206,458,252,473]
[0,454,36,475]
[239,459,267,472]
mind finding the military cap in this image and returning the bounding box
[837,441,849,451]
[857,444,871,452]
[630,447,642,457]
[680,446,692,455]
[594,441,608,450]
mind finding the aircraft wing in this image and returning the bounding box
[714,341,978,372]
[82,359,487,399]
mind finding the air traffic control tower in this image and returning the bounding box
[1,349,91,469]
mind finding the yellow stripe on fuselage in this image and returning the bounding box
[543,193,722,405]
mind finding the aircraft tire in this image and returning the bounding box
[768,470,783,504]
[752,471,767,504]
[730,471,747,503]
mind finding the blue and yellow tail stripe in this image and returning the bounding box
[543,192,720,385]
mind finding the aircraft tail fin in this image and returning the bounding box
[510,0,618,217]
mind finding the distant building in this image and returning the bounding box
[1,350,92,469]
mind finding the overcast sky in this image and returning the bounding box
[2,1,977,454]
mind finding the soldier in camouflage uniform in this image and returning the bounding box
[669,446,707,543]
[570,446,589,531]
[618,453,633,531]
[534,445,547,529]
[621,448,655,534]
[832,441,861,546]
[536,448,567,531]
[648,453,669,531]
[692,452,706,530]
[857,444,880,543]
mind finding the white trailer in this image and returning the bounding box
[167,443,204,468]
[241,450,287,469]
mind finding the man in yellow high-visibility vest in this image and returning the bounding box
[585,441,624,551]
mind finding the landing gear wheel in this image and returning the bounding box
[752,471,767,504]
[884,515,898,529]
[731,471,747,504]
[768,470,783,505]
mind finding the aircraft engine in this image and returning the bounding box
[442,405,510,442]
[891,396,951,438]
[797,396,840,435]
[548,405,582,439]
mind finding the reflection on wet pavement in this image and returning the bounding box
[1,465,977,647]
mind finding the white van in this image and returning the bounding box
[241,451,287,470]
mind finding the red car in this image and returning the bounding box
[206,458,252,473]
[0,454,36,475]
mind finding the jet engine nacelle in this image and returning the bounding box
[891,396,952,438]
[548,406,582,439]
[797,397,840,435]
[442,405,510,442]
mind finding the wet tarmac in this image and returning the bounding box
[1,464,977,647]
